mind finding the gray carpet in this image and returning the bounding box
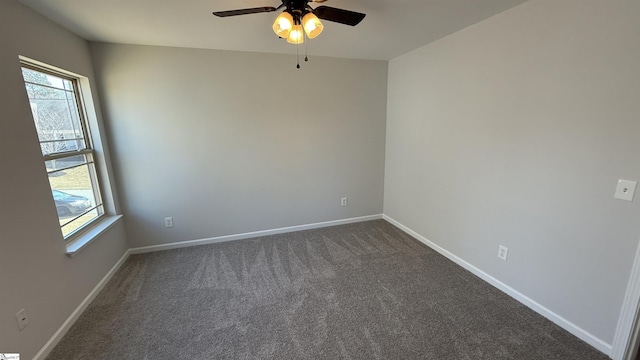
[46,220,608,359]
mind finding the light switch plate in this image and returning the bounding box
[614,179,637,201]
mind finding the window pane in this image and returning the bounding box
[63,78,73,91]
[47,158,103,237]
[46,154,87,173]
[48,160,96,202]
[22,68,58,87]
[22,70,87,156]
[60,207,103,237]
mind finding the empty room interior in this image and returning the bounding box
[1,0,639,359]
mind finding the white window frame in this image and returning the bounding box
[20,56,122,255]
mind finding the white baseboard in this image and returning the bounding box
[382,214,613,357]
[129,214,383,254]
[611,239,640,360]
[33,249,132,360]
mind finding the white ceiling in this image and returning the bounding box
[18,0,528,60]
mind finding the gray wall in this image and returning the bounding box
[384,0,640,345]
[89,43,388,248]
[5,0,637,356]
[0,1,129,358]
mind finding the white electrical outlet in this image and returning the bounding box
[614,179,637,202]
[341,197,348,207]
[16,308,29,331]
[164,217,174,228]
[497,245,508,261]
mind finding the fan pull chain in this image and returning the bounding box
[304,30,309,62]
[296,44,300,69]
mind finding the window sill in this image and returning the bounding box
[65,215,123,257]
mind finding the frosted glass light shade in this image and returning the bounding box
[273,12,294,38]
[287,24,304,44]
[302,13,323,39]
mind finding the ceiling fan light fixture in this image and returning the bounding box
[287,23,305,44]
[272,11,294,38]
[302,12,323,39]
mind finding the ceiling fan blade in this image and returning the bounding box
[213,7,277,17]
[314,6,366,26]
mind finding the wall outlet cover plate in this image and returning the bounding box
[614,179,637,202]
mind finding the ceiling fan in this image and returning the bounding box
[213,0,366,44]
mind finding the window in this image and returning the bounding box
[21,64,105,239]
